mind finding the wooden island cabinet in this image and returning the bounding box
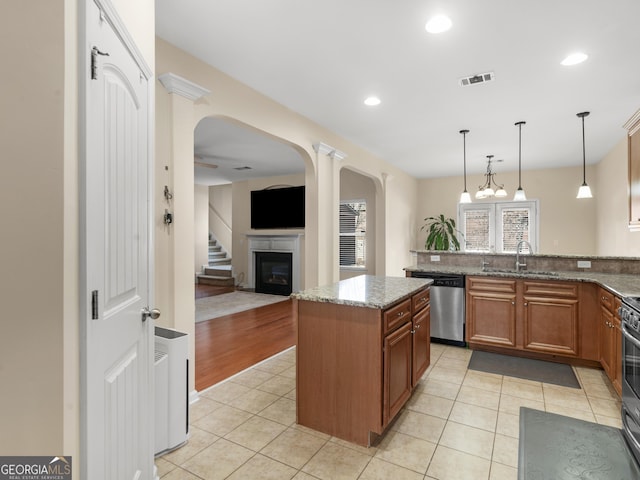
[466,276,599,362]
[293,275,431,446]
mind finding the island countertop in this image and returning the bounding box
[291,274,432,309]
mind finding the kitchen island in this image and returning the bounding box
[292,275,431,446]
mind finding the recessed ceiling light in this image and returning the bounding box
[561,52,588,66]
[364,96,381,106]
[425,14,452,34]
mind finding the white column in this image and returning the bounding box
[158,73,210,399]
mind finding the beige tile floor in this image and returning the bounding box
[157,344,622,480]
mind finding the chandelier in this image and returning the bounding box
[476,155,507,199]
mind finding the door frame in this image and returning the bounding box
[79,0,155,476]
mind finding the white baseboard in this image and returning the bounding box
[189,389,200,405]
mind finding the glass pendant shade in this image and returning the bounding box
[577,183,593,199]
[460,190,472,203]
[495,188,507,197]
[475,189,486,199]
[513,187,527,201]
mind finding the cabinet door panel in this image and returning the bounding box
[600,306,614,377]
[412,305,430,386]
[384,299,411,335]
[467,292,517,347]
[383,322,412,426]
[523,297,578,356]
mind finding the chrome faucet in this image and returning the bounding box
[481,256,490,271]
[515,240,533,272]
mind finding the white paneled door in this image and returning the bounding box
[81,1,154,479]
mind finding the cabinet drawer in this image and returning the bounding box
[412,288,430,314]
[523,281,578,299]
[384,299,411,334]
[468,277,516,293]
[599,289,615,313]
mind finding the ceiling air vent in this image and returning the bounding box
[459,72,495,87]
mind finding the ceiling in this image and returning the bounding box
[156,0,640,185]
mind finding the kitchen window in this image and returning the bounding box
[340,200,367,268]
[458,200,539,253]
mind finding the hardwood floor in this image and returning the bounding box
[194,285,296,391]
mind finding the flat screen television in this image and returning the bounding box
[250,185,305,229]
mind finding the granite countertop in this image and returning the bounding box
[405,264,640,298]
[291,275,432,309]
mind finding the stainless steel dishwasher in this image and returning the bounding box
[410,272,465,346]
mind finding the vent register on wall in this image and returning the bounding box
[251,185,305,229]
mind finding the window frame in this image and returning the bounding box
[457,200,539,254]
[339,199,367,270]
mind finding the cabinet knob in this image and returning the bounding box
[398,311,404,317]
[524,302,528,306]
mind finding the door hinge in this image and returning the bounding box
[91,46,109,80]
[91,290,99,320]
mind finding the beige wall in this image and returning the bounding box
[340,168,377,279]
[194,185,209,273]
[597,137,640,256]
[417,165,599,255]
[209,184,233,256]
[232,174,306,288]
[1,0,66,454]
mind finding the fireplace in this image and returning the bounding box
[255,252,293,296]
[246,233,304,295]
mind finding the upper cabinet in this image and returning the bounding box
[624,108,640,231]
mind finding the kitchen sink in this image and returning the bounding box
[483,269,560,277]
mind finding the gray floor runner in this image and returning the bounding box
[519,407,639,479]
[468,350,580,388]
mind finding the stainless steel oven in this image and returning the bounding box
[621,295,640,465]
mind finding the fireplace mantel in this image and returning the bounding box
[247,234,303,293]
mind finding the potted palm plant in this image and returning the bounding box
[420,214,462,251]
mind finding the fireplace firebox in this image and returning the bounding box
[254,252,293,296]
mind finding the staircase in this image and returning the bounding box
[196,237,235,286]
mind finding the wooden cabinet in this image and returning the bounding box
[624,109,640,231]
[466,276,578,358]
[613,297,623,396]
[467,277,517,348]
[297,285,430,446]
[412,303,431,385]
[383,322,412,425]
[599,288,622,395]
[523,281,579,356]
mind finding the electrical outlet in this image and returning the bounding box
[577,260,591,268]
[430,255,441,262]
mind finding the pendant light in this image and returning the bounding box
[576,111,593,199]
[459,129,472,203]
[476,155,506,198]
[513,121,527,201]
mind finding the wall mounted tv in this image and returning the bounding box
[250,185,305,229]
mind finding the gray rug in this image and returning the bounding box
[468,351,580,388]
[195,291,288,322]
[519,407,639,479]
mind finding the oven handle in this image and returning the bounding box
[622,407,640,453]
[622,322,640,350]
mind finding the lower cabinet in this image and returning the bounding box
[467,276,579,357]
[383,322,413,425]
[297,286,430,446]
[412,304,431,384]
[600,289,623,395]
